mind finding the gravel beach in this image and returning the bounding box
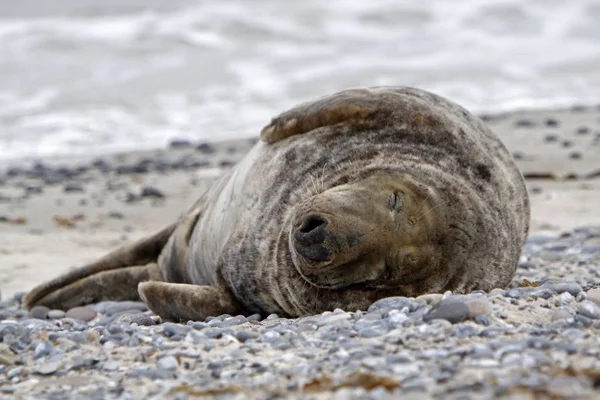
[1,106,600,399]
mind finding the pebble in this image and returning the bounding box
[47,309,66,319]
[140,186,165,199]
[577,301,600,319]
[29,305,50,320]
[156,356,179,371]
[586,288,600,304]
[33,361,60,375]
[63,183,84,193]
[424,298,469,324]
[33,341,53,359]
[65,306,97,322]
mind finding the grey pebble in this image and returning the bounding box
[157,356,179,371]
[235,330,259,342]
[162,322,191,337]
[577,300,600,319]
[65,306,97,322]
[47,309,65,319]
[29,305,50,320]
[424,298,469,324]
[33,341,53,359]
[63,183,84,193]
[141,186,165,199]
[260,331,281,342]
[368,296,412,312]
[33,361,60,375]
[7,366,25,379]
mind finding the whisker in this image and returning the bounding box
[415,199,451,221]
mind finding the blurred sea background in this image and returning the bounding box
[1,0,599,163]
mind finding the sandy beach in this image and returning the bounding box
[1,105,599,299]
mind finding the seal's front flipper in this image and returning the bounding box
[260,87,382,143]
[138,282,241,322]
[24,224,175,310]
[27,263,163,310]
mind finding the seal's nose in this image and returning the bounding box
[293,215,332,261]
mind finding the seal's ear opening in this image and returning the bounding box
[260,88,382,143]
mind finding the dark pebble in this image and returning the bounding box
[545,118,559,127]
[196,142,215,154]
[169,139,192,148]
[108,211,124,219]
[140,186,165,199]
[576,126,590,135]
[219,160,234,167]
[235,330,259,342]
[544,134,559,143]
[26,185,44,194]
[562,140,573,148]
[162,322,191,337]
[29,305,50,320]
[63,183,84,193]
[515,119,535,127]
[569,151,582,159]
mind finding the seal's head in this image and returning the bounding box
[290,172,449,290]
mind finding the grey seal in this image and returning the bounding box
[24,86,530,321]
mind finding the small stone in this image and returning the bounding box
[196,142,216,154]
[29,305,50,320]
[108,211,124,219]
[515,119,535,127]
[169,139,192,148]
[578,301,600,319]
[368,297,412,312]
[64,183,84,193]
[551,309,573,322]
[544,134,559,143]
[47,310,66,319]
[562,140,573,148]
[93,301,147,316]
[26,185,43,194]
[7,366,24,379]
[569,151,582,160]
[424,298,469,324]
[162,322,191,337]
[141,186,165,199]
[465,299,491,318]
[235,330,259,343]
[157,356,179,371]
[260,331,281,342]
[576,126,590,135]
[545,118,559,127]
[33,341,53,359]
[34,361,60,375]
[66,306,97,322]
[586,288,600,304]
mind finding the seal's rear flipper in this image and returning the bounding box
[23,224,176,310]
[260,88,381,143]
[138,282,241,322]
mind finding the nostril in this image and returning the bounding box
[299,215,328,233]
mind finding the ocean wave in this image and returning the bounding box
[1,0,599,161]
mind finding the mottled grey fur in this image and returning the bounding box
[25,87,529,320]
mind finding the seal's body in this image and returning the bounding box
[25,87,530,321]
